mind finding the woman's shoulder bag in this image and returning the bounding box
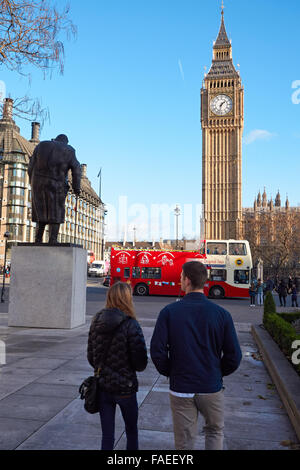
[79,317,128,414]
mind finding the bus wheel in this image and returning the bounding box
[135,284,149,296]
[209,286,225,300]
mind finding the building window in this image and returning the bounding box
[26,225,31,242]
[10,187,25,197]
[8,205,24,216]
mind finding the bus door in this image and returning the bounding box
[228,242,251,289]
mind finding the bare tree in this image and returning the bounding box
[0,1,77,124]
[0,95,50,126]
[245,210,300,279]
[0,0,77,76]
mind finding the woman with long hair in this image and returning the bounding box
[87,282,148,450]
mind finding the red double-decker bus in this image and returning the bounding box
[110,246,201,296]
[110,240,252,299]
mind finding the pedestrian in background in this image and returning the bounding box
[291,285,298,308]
[256,279,264,306]
[150,261,242,451]
[249,282,256,307]
[278,280,288,307]
[87,282,148,450]
[265,278,274,293]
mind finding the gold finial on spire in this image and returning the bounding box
[221,0,225,15]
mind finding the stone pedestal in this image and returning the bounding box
[8,246,87,329]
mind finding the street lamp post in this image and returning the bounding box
[1,231,10,303]
[101,206,107,260]
[174,205,181,249]
[133,226,136,247]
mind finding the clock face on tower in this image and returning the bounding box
[210,94,233,116]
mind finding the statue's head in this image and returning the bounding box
[54,134,69,144]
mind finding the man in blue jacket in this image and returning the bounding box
[150,261,242,450]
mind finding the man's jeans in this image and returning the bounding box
[169,389,225,450]
[98,390,138,450]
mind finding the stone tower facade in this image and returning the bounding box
[201,10,244,240]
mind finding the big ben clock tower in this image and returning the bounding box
[201,7,244,240]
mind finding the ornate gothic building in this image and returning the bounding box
[243,189,300,240]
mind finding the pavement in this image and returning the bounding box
[0,283,299,451]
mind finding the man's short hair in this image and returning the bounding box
[182,261,208,290]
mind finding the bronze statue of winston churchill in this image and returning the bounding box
[28,134,81,245]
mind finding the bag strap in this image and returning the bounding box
[95,317,128,377]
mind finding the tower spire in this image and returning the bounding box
[214,2,230,48]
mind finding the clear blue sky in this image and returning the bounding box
[1,0,300,240]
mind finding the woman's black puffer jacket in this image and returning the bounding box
[87,308,148,395]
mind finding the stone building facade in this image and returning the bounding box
[243,189,300,276]
[0,98,105,263]
[201,9,244,240]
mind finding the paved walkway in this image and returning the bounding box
[0,298,299,450]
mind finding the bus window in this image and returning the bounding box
[207,242,227,255]
[210,269,227,282]
[234,270,250,285]
[141,267,162,279]
[200,242,205,255]
[229,243,247,256]
[132,267,140,279]
[124,268,130,278]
